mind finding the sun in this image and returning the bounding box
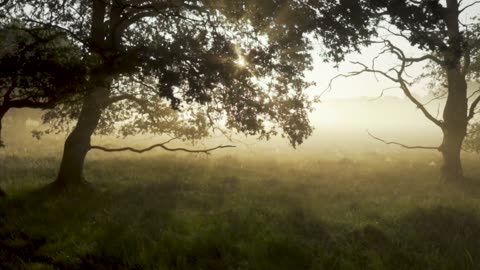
[236,55,247,67]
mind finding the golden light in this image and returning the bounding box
[236,55,247,67]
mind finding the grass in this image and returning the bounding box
[2,151,480,269]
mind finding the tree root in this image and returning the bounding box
[43,178,95,194]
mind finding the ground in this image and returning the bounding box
[1,151,480,270]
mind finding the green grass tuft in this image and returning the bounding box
[2,152,480,269]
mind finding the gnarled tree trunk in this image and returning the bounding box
[52,78,111,191]
[440,127,466,181]
[51,0,114,191]
[439,0,469,182]
[440,69,468,181]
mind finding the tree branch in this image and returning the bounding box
[403,54,444,66]
[7,99,56,109]
[367,130,439,150]
[468,95,480,120]
[369,86,400,101]
[108,93,144,105]
[374,40,444,127]
[326,59,444,128]
[422,92,448,106]
[398,79,443,127]
[22,18,88,47]
[459,1,480,14]
[90,138,236,154]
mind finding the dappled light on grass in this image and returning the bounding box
[2,153,480,269]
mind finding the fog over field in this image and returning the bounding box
[3,1,480,269]
[0,95,446,156]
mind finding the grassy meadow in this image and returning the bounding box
[2,148,480,269]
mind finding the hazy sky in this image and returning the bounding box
[7,1,480,155]
[304,0,480,134]
[306,0,480,101]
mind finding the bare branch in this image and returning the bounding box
[468,89,480,100]
[325,39,443,128]
[376,39,444,67]
[422,92,448,106]
[348,61,443,127]
[351,61,401,82]
[378,25,411,42]
[459,1,480,14]
[367,130,439,150]
[404,55,444,66]
[382,40,444,127]
[398,80,443,127]
[90,138,236,154]
[369,86,399,101]
[468,95,480,120]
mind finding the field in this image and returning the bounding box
[2,150,480,270]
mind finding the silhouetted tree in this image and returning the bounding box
[1,0,384,192]
[3,0,330,191]
[320,0,480,181]
[0,25,87,147]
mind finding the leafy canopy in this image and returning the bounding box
[2,0,384,147]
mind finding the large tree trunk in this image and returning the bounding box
[52,80,110,191]
[439,0,469,182]
[0,106,7,148]
[440,69,468,181]
[440,127,466,181]
[0,107,7,197]
[50,0,111,192]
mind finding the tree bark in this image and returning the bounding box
[0,107,8,196]
[439,0,469,181]
[0,106,7,148]
[440,68,468,181]
[50,0,111,192]
[52,78,111,191]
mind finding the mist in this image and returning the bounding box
[3,0,480,269]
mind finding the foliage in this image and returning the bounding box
[0,25,87,110]
[0,24,88,147]
[0,0,389,147]
[1,0,348,147]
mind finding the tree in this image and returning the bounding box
[318,0,480,181]
[4,0,332,191]
[0,25,87,147]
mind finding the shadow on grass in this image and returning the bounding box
[0,180,183,269]
[330,206,480,270]
[1,182,480,269]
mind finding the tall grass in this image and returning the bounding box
[1,151,480,269]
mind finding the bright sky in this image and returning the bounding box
[298,0,480,146]
[306,0,480,101]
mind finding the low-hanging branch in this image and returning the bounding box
[325,40,445,129]
[367,130,439,150]
[90,139,236,154]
